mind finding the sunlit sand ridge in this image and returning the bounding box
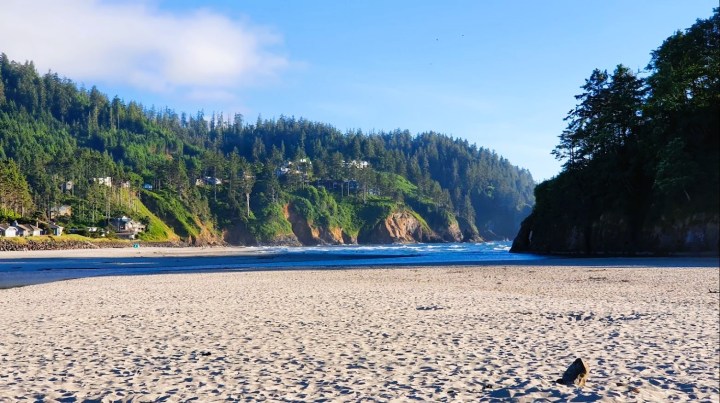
[0,265,718,401]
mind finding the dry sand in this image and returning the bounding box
[0,264,718,402]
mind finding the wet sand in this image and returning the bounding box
[0,246,259,259]
[0,263,718,401]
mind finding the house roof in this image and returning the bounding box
[113,216,136,223]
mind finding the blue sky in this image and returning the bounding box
[1,1,716,181]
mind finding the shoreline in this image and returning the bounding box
[0,265,717,401]
[1,245,717,290]
[1,244,718,290]
[2,243,718,260]
[2,238,718,259]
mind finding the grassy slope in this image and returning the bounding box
[138,190,198,241]
[129,191,181,242]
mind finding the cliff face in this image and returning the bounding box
[282,203,459,246]
[222,203,483,246]
[189,221,224,246]
[285,203,353,245]
[457,217,484,242]
[511,212,719,255]
[435,221,463,243]
[644,214,719,253]
[222,220,258,245]
[359,210,439,244]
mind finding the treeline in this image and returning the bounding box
[513,10,719,254]
[0,53,535,241]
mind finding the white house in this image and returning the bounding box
[48,224,64,236]
[111,216,146,231]
[276,159,312,177]
[275,165,292,177]
[110,216,146,239]
[62,181,74,193]
[343,160,370,169]
[205,176,222,185]
[0,224,18,237]
[93,177,112,187]
[14,222,42,237]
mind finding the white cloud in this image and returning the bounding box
[0,0,288,98]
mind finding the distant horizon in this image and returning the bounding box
[1,1,716,181]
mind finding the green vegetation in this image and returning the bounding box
[139,190,199,240]
[0,159,32,218]
[0,47,537,244]
[513,10,719,254]
[356,200,397,235]
[0,234,132,248]
[292,187,353,230]
[251,202,293,243]
[129,191,179,242]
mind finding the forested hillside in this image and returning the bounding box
[0,53,535,245]
[512,10,719,255]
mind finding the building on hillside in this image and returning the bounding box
[194,177,222,186]
[62,181,74,193]
[50,205,73,219]
[92,177,113,187]
[143,183,153,190]
[275,165,292,177]
[315,179,341,191]
[205,177,222,185]
[110,216,146,240]
[343,160,370,169]
[315,179,360,192]
[275,159,312,177]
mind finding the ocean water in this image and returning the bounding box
[0,242,544,288]
[244,241,536,267]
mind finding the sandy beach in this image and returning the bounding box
[0,263,718,402]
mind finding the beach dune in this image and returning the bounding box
[0,265,718,401]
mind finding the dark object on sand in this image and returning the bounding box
[556,358,589,387]
[416,305,444,311]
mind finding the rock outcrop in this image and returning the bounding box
[556,358,589,387]
[222,220,258,245]
[190,220,224,246]
[284,203,353,245]
[222,202,493,247]
[359,210,440,244]
[457,217,484,242]
[433,220,463,243]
